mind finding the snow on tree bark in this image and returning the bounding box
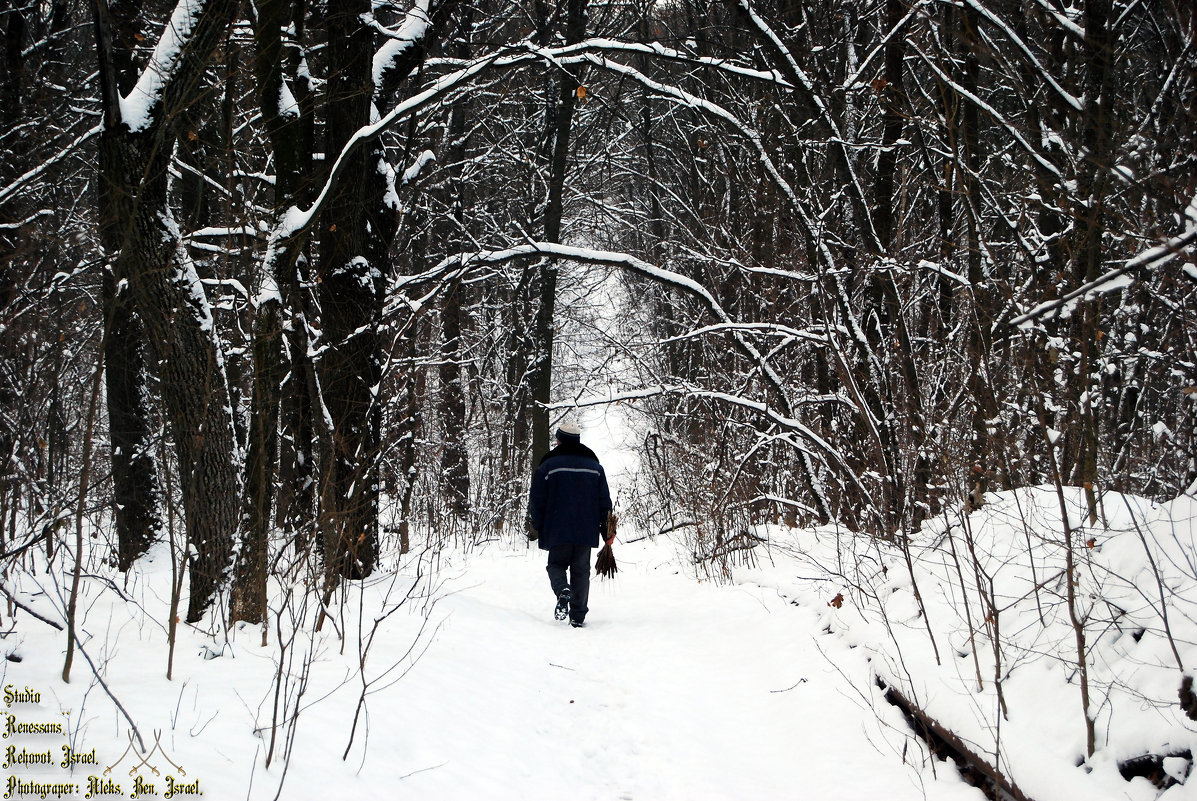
[93,0,243,622]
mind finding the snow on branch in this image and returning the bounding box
[730,1,814,97]
[911,44,1064,182]
[0,209,52,231]
[843,0,929,90]
[1030,0,1085,40]
[261,51,506,273]
[565,52,826,265]
[121,0,208,132]
[263,37,805,278]
[546,382,855,479]
[543,38,791,87]
[1012,196,1197,328]
[561,50,880,389]
[401,150,436,185]
[391,242,860,495]
[917,259,970,287]
[730,0,879,250]
[371,0,433,92]
[961,0,1083,113]
[0,580,64,631]
[0,125,99,207]
[657,322,828,347]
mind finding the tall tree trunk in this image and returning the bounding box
[316,0,385,581]
[1020,0,1075,488]
[957,5,1001,510]
[315,0,455,578]
[102,272,164,569]
[873,0,906,252]
[272,0,318,548]
[872,0,930,530]
[437,2,476,519]
[1072,0,1113,523]
[0,0,25,554]
[530,0,588,465]
[276,270,317,544]
[93,0,243,622]
[231,0,317,625]
[95,0,173,567]
[231,295,283,625]
[439,284,471,515]
[93,0,162,570]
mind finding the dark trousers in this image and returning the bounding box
[546,544,592,623]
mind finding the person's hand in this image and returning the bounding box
[525,518,539,541]
[604,535,615,547]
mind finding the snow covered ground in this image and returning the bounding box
[1,399,1192,801]
[340,537,988,801]
[740,489,1197,801]
[2,531,990,801]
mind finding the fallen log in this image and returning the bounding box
[876,677,1034,801]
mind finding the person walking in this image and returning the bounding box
[526,418,613,628]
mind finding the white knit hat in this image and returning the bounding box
[556,417,581,441]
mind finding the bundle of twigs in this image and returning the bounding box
[596,511,618,579]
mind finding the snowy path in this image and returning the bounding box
[15,487,1191,801]
[321,538,985,801]
[280,404,986,799]
[5,519,986,801]
[0,396,987,801]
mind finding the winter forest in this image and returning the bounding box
[1,0,1196,799]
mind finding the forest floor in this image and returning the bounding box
[4,491,1195,801]
[2,533,990,801]
[2,406,1194,800]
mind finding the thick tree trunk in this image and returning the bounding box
[270,0,318,548]
[95,0,228,573]
[276,281,317,545]
[312,0,453,580]
[316,0,389,581]
[231,0,318,623]
[93,0,243,622]
[97,127,241,623]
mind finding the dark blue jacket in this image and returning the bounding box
[528,441,612,550]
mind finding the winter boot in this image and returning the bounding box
[554,588,572,621]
